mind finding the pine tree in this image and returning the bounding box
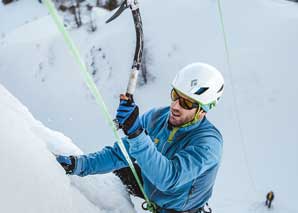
[69,0,82,27]
[87,4,97,32]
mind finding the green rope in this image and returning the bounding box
[216,0,231,69]
[43,0,155,211]
[216,0,258,195]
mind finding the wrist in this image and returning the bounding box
[128,127,143,139]
[67,156,76,174]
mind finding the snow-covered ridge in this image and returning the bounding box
[0,84,134,213]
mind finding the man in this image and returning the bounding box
[265,191,274,208]
[56,62,224,213]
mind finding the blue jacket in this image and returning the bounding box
[75,107,223,211]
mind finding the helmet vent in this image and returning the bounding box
[195,87,209,95]
[217,84,224,93]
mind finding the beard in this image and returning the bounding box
[169,110,193,127]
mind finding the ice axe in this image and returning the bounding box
[106,2,157,212]
[106,0,144,103]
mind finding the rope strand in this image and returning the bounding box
[216,0,258,195]
[42,0,155,210]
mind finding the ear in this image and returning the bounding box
[195,108,206,121]
[198,110,206,120]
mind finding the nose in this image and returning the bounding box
[171,99,182,110]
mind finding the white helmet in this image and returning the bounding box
[172,62,224,111]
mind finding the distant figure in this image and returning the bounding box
[265,191,274,208]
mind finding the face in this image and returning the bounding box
[169,90,199,127]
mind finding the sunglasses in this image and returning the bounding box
[171,89,200,110]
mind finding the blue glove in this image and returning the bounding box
[116,98,143,138]
[56,155,77,175]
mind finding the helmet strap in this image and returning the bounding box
[194,106,205,122]
[180,106,205,128]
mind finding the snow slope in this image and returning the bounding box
[0,0,48,36]
[0,84,134,213]
[0,0,298,212]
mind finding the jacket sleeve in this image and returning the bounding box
[127,131,222,191]
[74,139,132,176]
[72,109,156,177]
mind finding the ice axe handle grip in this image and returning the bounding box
[122,93,134,105]
[114,93,134,130]
[119,93,134,105]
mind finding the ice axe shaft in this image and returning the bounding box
[106,0,143,99]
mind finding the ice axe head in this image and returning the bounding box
[105,0,129,23]
[105,0,140,23]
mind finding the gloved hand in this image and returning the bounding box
[116,95,143,138]
[56,155,76,175]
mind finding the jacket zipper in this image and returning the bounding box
[167,127,179,142]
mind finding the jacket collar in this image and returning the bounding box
[166,109,205,134]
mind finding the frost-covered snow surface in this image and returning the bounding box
[0,84,134,213]
[0,0,298,213]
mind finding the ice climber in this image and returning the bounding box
[265,191,274,209]
[56,62,224,213]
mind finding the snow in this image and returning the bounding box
[0,84,134,213]
[0,0,48,37]
[0,0,298,212]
